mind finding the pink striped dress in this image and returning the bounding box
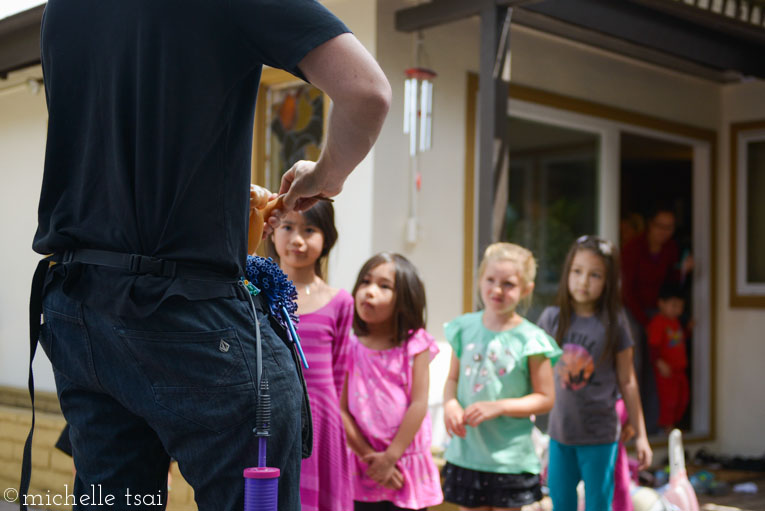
[298,289,354,511]
[347,329,444,509]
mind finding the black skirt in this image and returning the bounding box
[442,462,543,508]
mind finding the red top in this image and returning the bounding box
[647,315,687,370]
[621,233,680,326]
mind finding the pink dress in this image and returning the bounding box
[298,290,354,511]
[347,328,444,509]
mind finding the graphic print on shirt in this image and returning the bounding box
[666,327,683,347]
[463,340,519,395]
[557,332,596,391]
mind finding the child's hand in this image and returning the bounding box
[249,184,281,238]
[464,400,503,428]
[655,359,672,378]
[362,451,401,489]
[635,435,653,470]
[382,467,405,490]
[620,423,636,444]
[444,399,467,438]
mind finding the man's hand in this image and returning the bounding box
[279,160,341,212]
[464,400,504,428]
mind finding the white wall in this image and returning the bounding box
[322,0,379,293]
[714,80,765,455]
[374,1,479,338]
[0,66,56,392]
[510,25,720,130]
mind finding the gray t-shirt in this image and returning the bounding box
[537,306,633,445]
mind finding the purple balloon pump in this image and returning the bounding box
[241,257,308,510]
[244,376,278,511]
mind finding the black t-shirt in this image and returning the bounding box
[34,0,348,315]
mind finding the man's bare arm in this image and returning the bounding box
[279,33,391,210]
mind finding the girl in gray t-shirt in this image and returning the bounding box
[537,235,652,511]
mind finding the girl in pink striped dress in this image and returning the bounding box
[340,253,444,510]
[268,201,353,511]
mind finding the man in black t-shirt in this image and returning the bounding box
[32,1,390,509]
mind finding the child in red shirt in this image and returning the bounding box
[647,283,689,431]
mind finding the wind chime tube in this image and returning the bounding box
[425,80,433,150]
[419,80,427,152]
[419,80,433,152]
[403,78,412,134]
[409,78,418,157]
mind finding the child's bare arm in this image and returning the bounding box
[464,355,555,426]
[617,347,653,469]
[363,350,431,489]
[339,374,376,459]
[443,351,466,438]
[384,350,431,460]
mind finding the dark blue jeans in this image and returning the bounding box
[39,273,303,510]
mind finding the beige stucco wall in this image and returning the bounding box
[0,65,54,392]
[322,0,379,293]
[509,26,720,130]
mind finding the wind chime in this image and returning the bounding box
[403,31,436,244]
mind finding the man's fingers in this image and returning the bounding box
[293,196,320,212]
[279,169,296,196]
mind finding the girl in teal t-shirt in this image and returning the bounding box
[442,243,561,510]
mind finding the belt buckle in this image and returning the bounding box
[128,254,176,277]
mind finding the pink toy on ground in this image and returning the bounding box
[663,429,699,511]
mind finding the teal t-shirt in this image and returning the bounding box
[443,311,561,474]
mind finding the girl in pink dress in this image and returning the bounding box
[268,201,353,511]
[340,253,444,510]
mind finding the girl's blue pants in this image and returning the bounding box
[548,438,619,511]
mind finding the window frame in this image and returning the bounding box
[730,120,765,307]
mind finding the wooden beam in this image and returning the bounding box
[0,5,44,77]
[476,5,510,259]
[512,8,734,83]
[629,0,765,46]
[395,0,533,33]
[522,0,765,79]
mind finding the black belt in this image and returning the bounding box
[58,249,238,281]
[21,250,237,510]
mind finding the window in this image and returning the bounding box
[730,120,765,307]
[503,116,599,318]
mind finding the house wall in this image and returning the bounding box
[322,0,379,293]
[371,1,762,455]
[715,80,765,455]
[0,65,55,392]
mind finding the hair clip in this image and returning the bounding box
[576,235,613,256]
